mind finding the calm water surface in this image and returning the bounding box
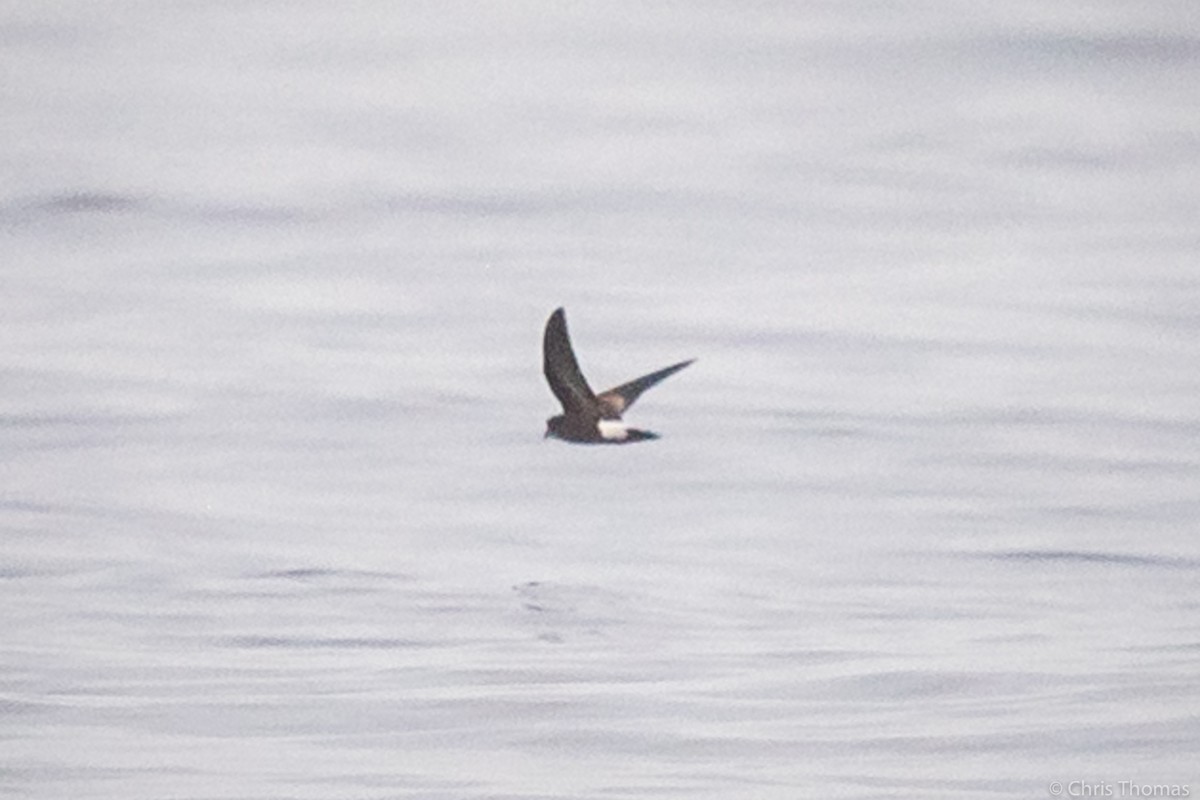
[2,2,1199,798]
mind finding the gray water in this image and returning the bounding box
[3,3,1199,798]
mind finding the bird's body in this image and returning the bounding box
[542,307,693,444]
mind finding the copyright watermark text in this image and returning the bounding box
[1048,781,1190,797]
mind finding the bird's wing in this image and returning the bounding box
[596,359,694,417]
[543,307,597,414]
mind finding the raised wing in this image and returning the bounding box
[543,307,597,414]
[596,359,694,417]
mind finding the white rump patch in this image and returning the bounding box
[596,419,629,440]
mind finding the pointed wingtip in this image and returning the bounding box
[545,308,568,339]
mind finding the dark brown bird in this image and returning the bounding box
[542,307,693,444]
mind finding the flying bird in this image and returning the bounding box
[542,307,693,444]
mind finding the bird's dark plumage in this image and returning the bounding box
[542,308,596,416]
[542,307,693,444]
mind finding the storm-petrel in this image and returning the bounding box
[543,307,693,444]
